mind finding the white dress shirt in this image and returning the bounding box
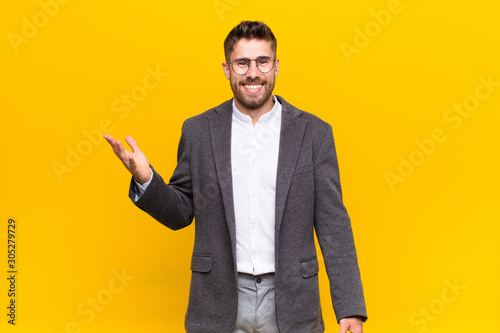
[134,95,282,276]
[231,96,281,275]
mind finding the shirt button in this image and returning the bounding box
[251,225,256,230]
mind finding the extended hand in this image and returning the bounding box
[103,135,151,184]
[339,316,363,333]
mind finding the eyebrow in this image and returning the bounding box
[233,56,272,60]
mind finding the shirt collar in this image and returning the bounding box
[232,95,281,124]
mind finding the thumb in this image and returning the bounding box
[124,136,139,153]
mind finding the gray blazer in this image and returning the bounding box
[129,95,367,332]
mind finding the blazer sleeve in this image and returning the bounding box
[313,124,368,323]
[128,121,194,230]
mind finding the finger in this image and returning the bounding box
[124,136,138,153]
[116,140,123,153]
[103,134,117,149]
[128,154,136,169]
[116,140,129,161]
[106,136,124,158]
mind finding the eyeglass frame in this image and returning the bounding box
[227,56,277,75]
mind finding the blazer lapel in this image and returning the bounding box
[274,95,308,233]
[208,99,237,261]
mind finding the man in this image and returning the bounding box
[104,21,367,333]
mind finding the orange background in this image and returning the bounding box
[1,0,499,332]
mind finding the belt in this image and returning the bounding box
[237,272,275,284]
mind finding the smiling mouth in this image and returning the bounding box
[242,84,264,94]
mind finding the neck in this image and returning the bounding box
[234,96,275,125]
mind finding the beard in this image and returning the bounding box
[230,76,275,110]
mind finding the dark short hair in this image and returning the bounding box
[224,21,277,62]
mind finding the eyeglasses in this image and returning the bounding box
[227,56,276,75]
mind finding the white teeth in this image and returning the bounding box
[244,84,263,89]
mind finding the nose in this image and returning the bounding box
[246,59,260,78]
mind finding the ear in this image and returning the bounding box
[274,59,279,77]
[222,62,231,80]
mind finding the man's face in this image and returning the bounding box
[223,38,279,110]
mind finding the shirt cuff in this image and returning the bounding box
[134,167,153,197]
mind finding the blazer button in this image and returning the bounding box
[256,277,262,284]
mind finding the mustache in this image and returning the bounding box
[240,79,266,85]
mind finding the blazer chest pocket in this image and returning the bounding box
[300,257,319,278]
[190,254,212,273]
[294,163,314,176]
